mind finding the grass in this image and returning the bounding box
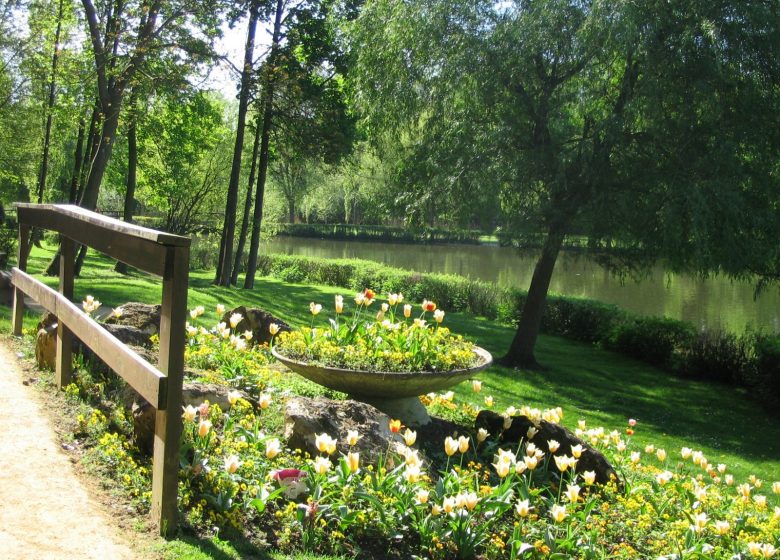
[2,245,779,558]
[6,244,779,483]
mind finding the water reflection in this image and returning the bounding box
[262,237,780,334]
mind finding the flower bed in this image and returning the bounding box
[61,300,780,558]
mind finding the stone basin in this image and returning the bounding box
[271,346,493,425]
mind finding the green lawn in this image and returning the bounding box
[4,244,778,485]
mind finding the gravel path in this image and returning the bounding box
[0,340,137,559]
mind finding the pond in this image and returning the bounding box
[262,236,780,334]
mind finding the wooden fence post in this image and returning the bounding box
[12,224,31,336]
[151,245,189,535]
[56,237,75,389]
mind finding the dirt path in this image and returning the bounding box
[0,341,137,559]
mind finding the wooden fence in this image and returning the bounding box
[11,203,190,536]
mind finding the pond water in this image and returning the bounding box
[262,237,780,334]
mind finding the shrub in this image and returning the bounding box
[605,316,696,369]
[748,335,780,407]
[678,330,753,384]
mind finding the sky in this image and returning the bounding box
[204,16,275,101]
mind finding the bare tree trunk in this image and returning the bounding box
[115,94,137,274]
[244,0,284,290]
[216,7,258,286]
[500,227,565,368]
[231,118,262,285]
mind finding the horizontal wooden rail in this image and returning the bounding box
[15,203,187,276]
[12,268,167,408]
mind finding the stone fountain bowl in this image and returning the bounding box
[271,346,493,398]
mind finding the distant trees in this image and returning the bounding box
[349,0,780,366]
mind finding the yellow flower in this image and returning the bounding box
[224,455,241,474]
[554,455,571,472]
[315,433,337,455]
[550,504,567,523]
[190,306,205,319]
[462,492,479,511]
[258,394,272,409]
[403,304,412,318]
[524,456,538,470]
[547,440,560,453]
[570,444,583,458]
[229,313,243,329]
[484,396,494,408]
[493,460,511,478]
[216,304,225,315]
[442,497,455,514]
[431,504,441,516]
[748,542,763,557]
[198,419,212,438]
[644,444,655,454]
[738,483,752,498]
[444,437,458,457]
[754,494,767,508]
[656,471,673,486]
[691,512,708,533]
[403,429,417,447]
[312,456,331,474]
[760,544,776,558]
[415,489,429,504]
[477,428,489,443]
[515,499,531,517]
[582,470,596,486]
[772,481,780,494]
[346,451,360,473]
[656,448,667,461]
[433,309,445,323]
[389,419,402,433]
[714,520,730,535]
[471,379,482,393]
[725,474,734,485]
[404,464,422,483]
[309,302,322,315]
[526,426,538,439]
[227,390,242,406]
[265,438,281,459]
[335,295,344,314]
[718,463,727,473]
[346,429,361,446]
[630,451,641,464]
[502,415,512,430]
[112,307,123,318]
[269,323,280,336]
[182,405,197,422]
[458,435,469,454]
[564,484,581,503]
[681,447,693,459]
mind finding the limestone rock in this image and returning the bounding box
[129,382,243,455]
[103,302,161,335]
[221,306,291,346]
[35,324,57,370]
[285,396,404,463]
[475,410,619,485]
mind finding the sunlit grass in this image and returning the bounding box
[5,244,780,483]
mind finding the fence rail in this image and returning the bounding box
[11,203,190,535]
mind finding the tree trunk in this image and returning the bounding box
[288,201,295,224]
[244,0,284,290]
[501,227,565,368]
[36,0,65,204]
[115,95,137,274]
[68,112,87,203]
[231,119,262,285]
[79,91,123,211]
[215,7,259,286]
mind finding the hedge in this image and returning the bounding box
[250,253,780,410]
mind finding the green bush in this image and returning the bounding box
[605,316,696,369]
[678,330,753,384]
[0,226,16,258]
[749,335,780,407]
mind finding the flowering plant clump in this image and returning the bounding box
[273,290,481,372]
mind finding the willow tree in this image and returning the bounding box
[349,0,780,367]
